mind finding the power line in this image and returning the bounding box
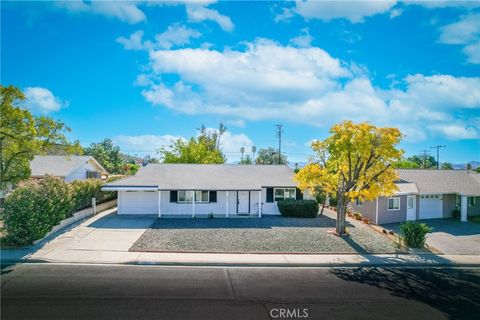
[430,145,446,170]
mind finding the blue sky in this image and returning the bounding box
[2,1,480,164]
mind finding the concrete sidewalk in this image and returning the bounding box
[2,208,480,267]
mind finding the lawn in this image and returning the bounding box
[130,210,402,254]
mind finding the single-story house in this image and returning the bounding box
[351,169,480,224]
[30,155,109,182]
[101,164,305,217]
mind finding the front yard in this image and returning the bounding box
[130,209,402,254]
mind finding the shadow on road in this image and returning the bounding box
[330,267,480,319]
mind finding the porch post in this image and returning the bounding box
[258,190,262,218]
[461,195,468,222]
[226,191,229,218]
[158,190,161,218]
[192,191,196,218]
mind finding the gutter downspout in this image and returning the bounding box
[375,197,379,224]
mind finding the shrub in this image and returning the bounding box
[2,176,74,246]
[452,209,460,219]
[277,200,319,218]
[353,212,362,220]
[328,196,338,207]
[400,221,432,248]
[362,217,369,224]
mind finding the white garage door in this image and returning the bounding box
[419,195,442,219]
[118,191,158,215]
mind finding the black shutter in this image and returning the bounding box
[266,188,274,203]
[170,190,177,203]
[209,191,217,203]
[296,188,303,200]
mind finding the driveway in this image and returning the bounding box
[384,219,480,255]
[27,208,157,263]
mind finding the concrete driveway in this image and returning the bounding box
[28,208,157,263]
[385,219,480,255]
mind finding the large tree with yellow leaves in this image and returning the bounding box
[295,121,403,235]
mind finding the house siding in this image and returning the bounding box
[350,200,377,223]
[467,196,480,216]
[377,195,408,224]
[442,194,457,218]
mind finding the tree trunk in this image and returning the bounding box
[336,192,348,236]
[320,201,325,215]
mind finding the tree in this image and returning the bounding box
[441,162,453,170]
[295,163,335,216]
[466,163,472,170]
[239,154,252,164]
[407,155,437,169]
[394,158,420,169]
[159,124,227,164]
[295,121,403,235]
[0,85,80,191]
[255,147,287,165]
[475,167,480,173]
[84,139,125,174]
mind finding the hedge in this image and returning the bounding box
[277,199,319,218]
[2,175,119,246]
[400,221,432,248]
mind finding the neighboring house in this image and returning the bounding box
[30,155,109,182]
[351,169,480,224]
[101,164,305,217]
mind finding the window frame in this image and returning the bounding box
[273,188,297,202]
[407,196,414,210]
[177,190,209,203]
[468,196,476,207]
[387,197,401,211]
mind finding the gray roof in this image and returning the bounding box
[30,155,107,177]
[103,164,296,190]
[394,181,419,195]
[397,169,480,196]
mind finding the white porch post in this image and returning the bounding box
[226,191,229,218]
[192,191,196,218]
[461,195,468,222]
[158,190,161,218]
[258,190,262,218]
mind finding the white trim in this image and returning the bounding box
[406,195,416,221]
[461,195,468,222]
[258,190,262,218]
[387,197,401,211]
[101,186,158,191]
[375,197,378,224]
[468,196,476,207]
[158,190,161,217]
[273,187,296,202]
[177,190,209,203]
[226,190,229,218]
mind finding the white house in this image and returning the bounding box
[30,155,109,182]
[101,164,305,217]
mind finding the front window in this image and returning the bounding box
[274,188,296,201]
[178,191,209,203]
[388,197,400,210]
[468,197,476,207]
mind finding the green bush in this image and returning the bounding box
[2,176,74,246]
[277,200,319,218]
[328,195,338,207]
[400,221,432,248]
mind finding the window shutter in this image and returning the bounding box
[266,188,273,203]
[296,188,303,200]
[209,191,217,203]
[170,191,177,203]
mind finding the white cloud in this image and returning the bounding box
[438,13,480,64]
[155,24,201,49]
[116,30,145,50]
[290,28,313,48]
[429,124,479,140]
[24,87,66,113]
[56,1,146,24]
[274,7,295,23]
[294,0,397,23]
[186,4,234,31]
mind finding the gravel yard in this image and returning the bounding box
[130,210,401,254]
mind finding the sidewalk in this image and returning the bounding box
[2,208,480,267]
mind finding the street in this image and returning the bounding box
[1,263,479,320]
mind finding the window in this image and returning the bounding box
[387,197,400,211]
[355,198,363,206]
[468,197,476,207]
[407,196,414,209]
[274,188,296,201]
[177,191,209,203]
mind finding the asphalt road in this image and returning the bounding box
[1,264,479,320]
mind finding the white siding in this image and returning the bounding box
[65,161,100,182]
[118,191,158,215]
[261,187,281,215]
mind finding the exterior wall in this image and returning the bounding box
[442,194,457,218]
[118,190,158,215]
[350,200,377,223]
[65,162,102,182]
[377,195,408,224]
[261,187,280,215]
[467,196,480,216]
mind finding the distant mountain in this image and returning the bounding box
[452,161,480,170]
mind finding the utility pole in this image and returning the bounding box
[420,149,430,169]
[430,145,446,170]
[275,124,283,164]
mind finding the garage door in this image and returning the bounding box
[118,191,158,215]
[419,195,442,219]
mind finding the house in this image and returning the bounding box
[101,164,305,217]
[351,169,480,224]
[30,155,109,182]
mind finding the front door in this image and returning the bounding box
[407,195,416,220]
[237,191,250,213]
